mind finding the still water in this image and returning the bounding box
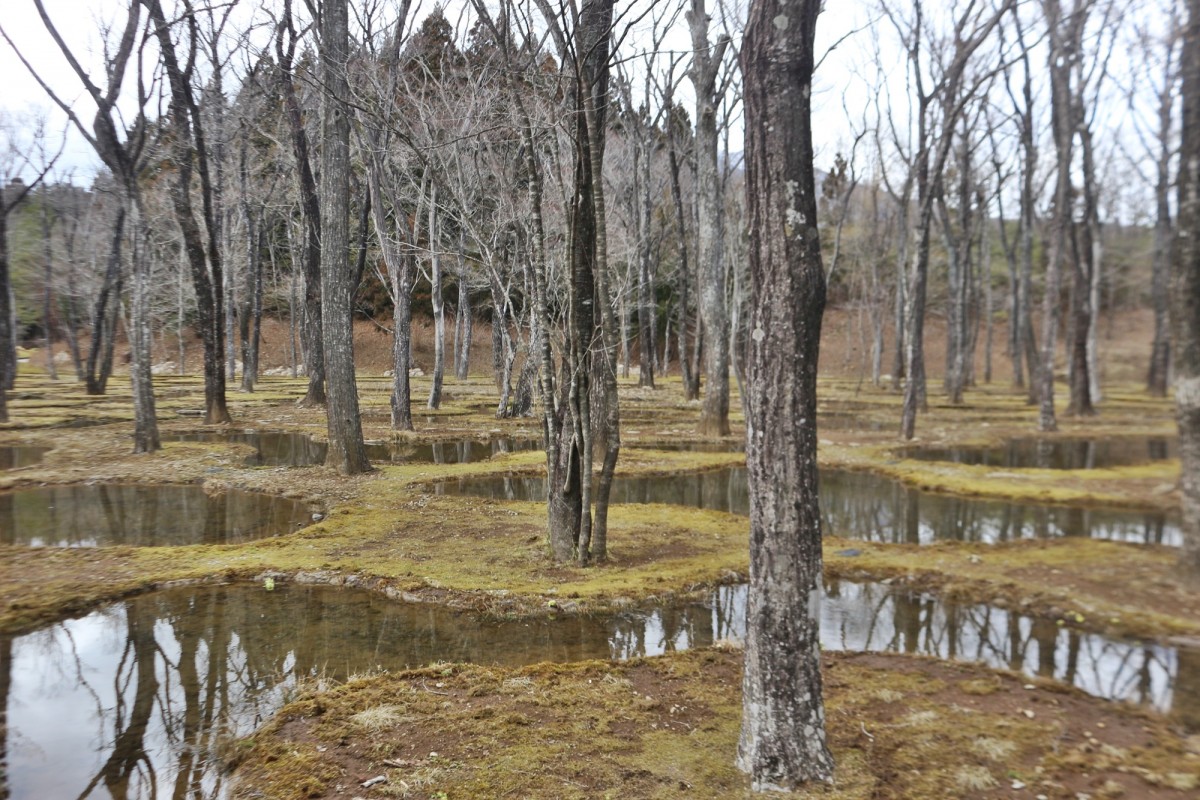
[0,447,47,471]
[2,581,1193,799]
[0,484,311,547]
[901,436,1178,469]
[438,467,1181,546]
[163,431,537,468]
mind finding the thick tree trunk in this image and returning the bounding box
[1173,0,1200,573]
[737,0,834,788]
[319,0,370,474]
[688,1,731,436]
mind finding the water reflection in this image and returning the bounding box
[163,432,538,468]
[0,485,311,547]
[364,437,539,465]
[2,582,1194,798]
[902,437,1178,469]
[439,468,1182,546]
[0,447,47,470]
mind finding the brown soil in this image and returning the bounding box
[229,648,1200,800]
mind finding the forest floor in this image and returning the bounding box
[2,309,1198,798]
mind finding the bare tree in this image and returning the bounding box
[687,0,732,436]
[275,0,326,406]
[737,0,834,788]
[143,0,232,424]
[1129,1,1183,397]
[320,0,370,474]
[5,0,161,451]
[0,116,60,421]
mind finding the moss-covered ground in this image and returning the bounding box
[1,363,1196,798]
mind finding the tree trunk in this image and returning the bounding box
[0,199,12,422]
[144,0,230,425]
[41,199,57,380]
[428,186,445,409]
[454,246,472,380]
[688,0,731,436]
[666,109,700,400]
[636,131,656,389]
[277,0,325,406]
[1173,0,1200,573]
[1039,0,1075,433]
[737,0,834,788]
[319,0,370,475]
[1149,42,1177,396]
[86,207,125,396]
[127,196,160,453]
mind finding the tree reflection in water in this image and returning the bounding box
[441,468,1183,546]
[2,582,1193,798]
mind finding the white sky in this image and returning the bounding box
[0,0,874,183]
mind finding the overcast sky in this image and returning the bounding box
[0,0,877,184]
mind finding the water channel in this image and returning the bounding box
[0,484,312,547]
[901,436,1178,469]
[2,581,1193,799]
[437,467,1181,546]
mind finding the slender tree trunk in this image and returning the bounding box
[319,0,370,474]
[668,125,700,400]
[1172,0,1200,573]
[688,0,731,436]
[428,186,445,409]
[40,199,58,380]
[277,0,325,406]
[1039,0,1074,432]
[636,135,656,388]
[144,0,230,425]
[1149,45,1177,396]
[126,195,160,453]
[737,0,834,788]
[454,246,472,380]
[86,207,125,396]
[0,201,11,422]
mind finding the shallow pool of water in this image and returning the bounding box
[0,484,312,547]
[2,581,1193,799]
[902,436,1178,469]
[0,446,48,470]
[438,467,1181,546]
[164,431,538,468]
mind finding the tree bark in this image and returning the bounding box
[319,0,370,474]
[666,108,700,400]
[428,185,445,409]
[737,0,834,788]
[1039,0,1076,433]
[144,0,231,425]
[277,0,326,406]
[1173,0,1200,573]
[86,207,125,396]
[688,0,731,436]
